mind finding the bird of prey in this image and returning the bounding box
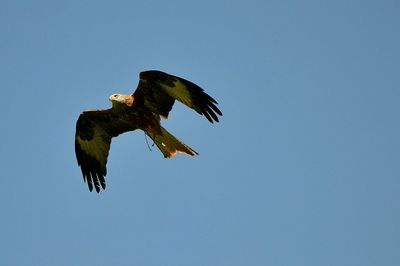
[75,70,222,193]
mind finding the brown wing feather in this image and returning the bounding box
[75,109,137,193]
[133,70,222,123]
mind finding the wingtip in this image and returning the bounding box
[87,182,93,192]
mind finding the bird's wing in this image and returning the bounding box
[133,70,222,123]
[75,109,127,193]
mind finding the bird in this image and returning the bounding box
[75,70,222,193]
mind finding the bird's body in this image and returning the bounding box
[75,70,222,192]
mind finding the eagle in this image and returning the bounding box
[75,70,222,193]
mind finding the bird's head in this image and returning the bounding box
[109,93,134,108]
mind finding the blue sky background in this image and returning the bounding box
[1,0,399,265]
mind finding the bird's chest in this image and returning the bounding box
[140,110,161,132]
[117,108,160,133]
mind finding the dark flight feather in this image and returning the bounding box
[135,70,222,122]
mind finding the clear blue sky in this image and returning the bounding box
[1,0,399,265]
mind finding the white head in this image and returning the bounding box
[109,93,134,108]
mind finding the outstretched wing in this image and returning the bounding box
[75,109,132,193]
[133,70,222,123]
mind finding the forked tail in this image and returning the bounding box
[145,126,198,158]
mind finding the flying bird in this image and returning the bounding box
[75,70,222,193]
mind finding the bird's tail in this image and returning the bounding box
[145,126,198,158]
